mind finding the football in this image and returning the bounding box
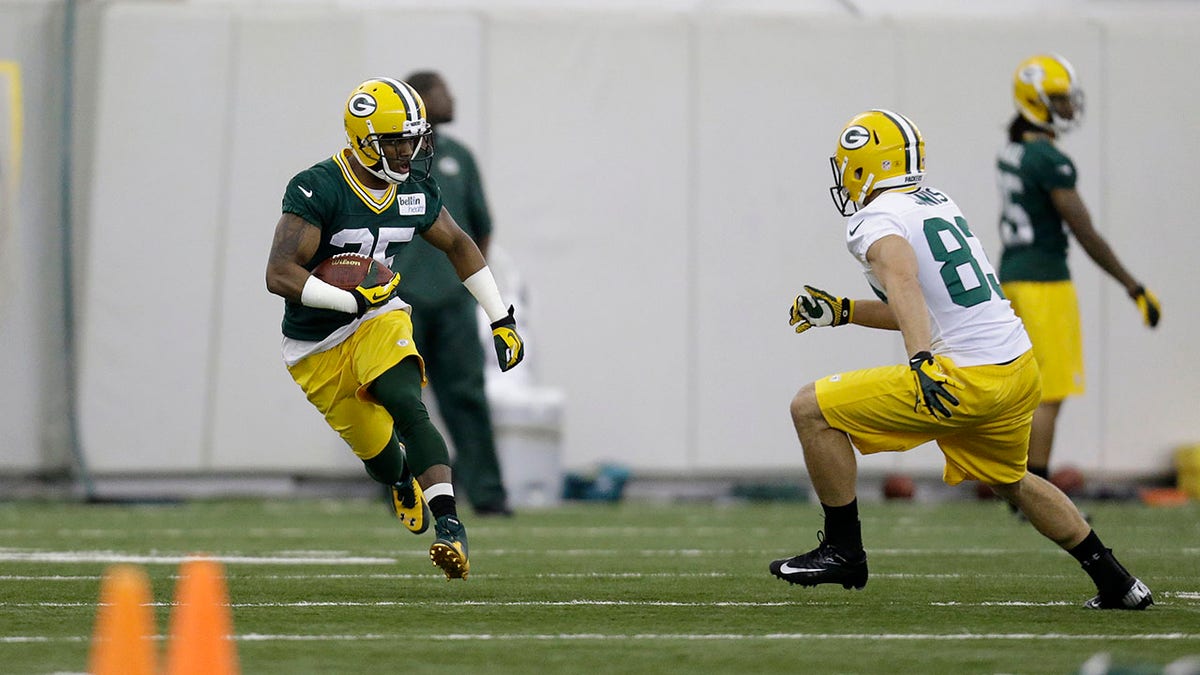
[312,253,394,290]
[1050,466,1086,496]
[882,473,916,500]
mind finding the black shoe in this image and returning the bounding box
[474,502,514,517]
[769,533,868,590]
[1084,577,1153,610]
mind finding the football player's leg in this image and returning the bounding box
[769,381,868,589]
[370,358,453,501]
[791,382,858,509]
[288,345,421,514]
[362,433,430,535]
[992,474,1151,609]
[371,357,469,579]
[321,391,430,535]
[1027,400,1061,479]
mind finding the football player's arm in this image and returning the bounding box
[265,213,322,302]
[1052,188,1160,326]
[866,235,932,358]
[1051,188,1140,294]
[422,207,489,288]
[849,300,900,331]
[422,207,525,370]
[265,212,360,313]
[869,234,961,418]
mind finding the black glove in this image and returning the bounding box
[908,351,961,420]
[490,305,525,372]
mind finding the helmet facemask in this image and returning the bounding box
[829,156,863,217]
[354,119,434,184]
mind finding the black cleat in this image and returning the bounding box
[770,533,868,590]
[1084,577,1153,610]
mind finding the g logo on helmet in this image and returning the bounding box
[348,93,377,118]
[1019,64,1045,85]
[840,125,871,150]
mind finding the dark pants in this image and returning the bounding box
[409,299,507,509]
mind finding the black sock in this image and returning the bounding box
[1069,530,1132,595]
[429,494,458,520]
[822,499,862,552]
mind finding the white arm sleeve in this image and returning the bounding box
[300,275,358,314]
[462,267,508,323]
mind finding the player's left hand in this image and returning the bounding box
[908,351,962,420]
[789,285,854,334]
[1130,285,1161,328]
[490,305,525,372]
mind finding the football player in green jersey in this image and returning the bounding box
[997,54,1161,492]
[265,77,526,580]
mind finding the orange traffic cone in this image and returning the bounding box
[87,564,158,675]
[163,556,239,675]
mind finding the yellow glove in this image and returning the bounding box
[1131,285,1161,328]
[352,272,401,315]
[789,285,854,334]
[490,305,525,372]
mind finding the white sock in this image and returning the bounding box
[424,483,455,501]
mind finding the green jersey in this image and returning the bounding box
[996,138,1078,282]
[390,133,493,307]
[280,150,443,341]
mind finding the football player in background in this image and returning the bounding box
[997,53,1160,495]
[770,109,1152,609]
[265,77,526,580]
[390,70,513,517]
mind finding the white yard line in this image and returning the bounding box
[3,632,1197,645]
[7,594,1197,609]
[0,551,395,565]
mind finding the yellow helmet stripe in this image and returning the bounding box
[873,108,920,174]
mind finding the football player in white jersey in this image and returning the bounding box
[768,109,1152,610]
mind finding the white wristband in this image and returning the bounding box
[463,267,508,323]
[300,275,358,313]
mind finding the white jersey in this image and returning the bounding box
[845,186,1031,367]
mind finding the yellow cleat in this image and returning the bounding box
[390,478,430,535]
[429,515,470,580]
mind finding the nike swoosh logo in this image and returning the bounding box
[298,185,313,198]
[848,223,862,236]
[778,561,824,574]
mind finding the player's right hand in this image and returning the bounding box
[789,285,854,334]
[352,272,402,315]
[1130,285,1161,328]
[908,351,961,420]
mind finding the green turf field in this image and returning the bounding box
[0,498,1195,674]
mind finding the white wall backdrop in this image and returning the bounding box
[1,1,1196,484]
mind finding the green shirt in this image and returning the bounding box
[996,138,1078,282]
[389,133,493,307]
[279,150,443,341]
